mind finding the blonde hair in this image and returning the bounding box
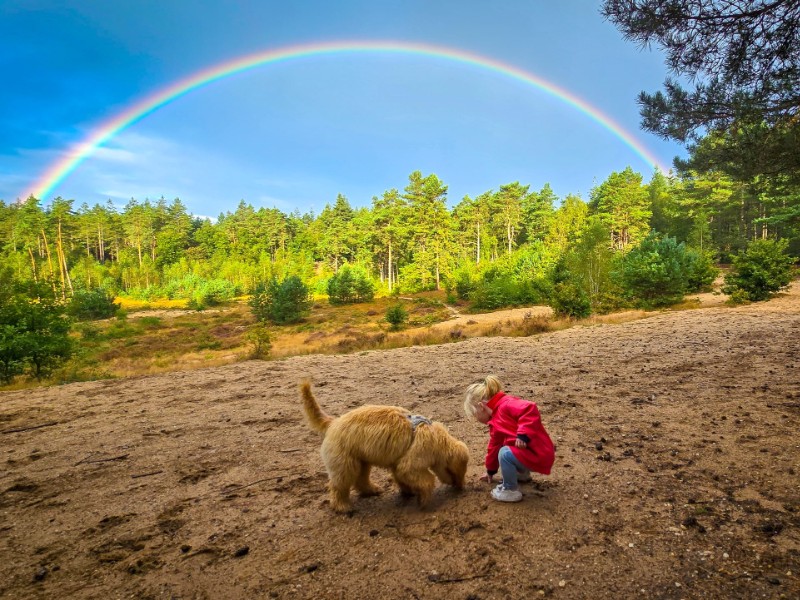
[463,375,502,418]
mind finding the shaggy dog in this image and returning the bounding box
[300,381,469,512]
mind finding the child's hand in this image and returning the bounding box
[479,473,493,483]
[515,438,527,448]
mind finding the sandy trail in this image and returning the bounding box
[1,285,798,599]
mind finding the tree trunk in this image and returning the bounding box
[388,240,393,292]
[27,247,38,282]
[476,222,481,264]
[98,223,104,263]
[56,221,73,298]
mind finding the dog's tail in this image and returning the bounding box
[300,380,334,434]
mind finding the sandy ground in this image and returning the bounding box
[1,285,799,600]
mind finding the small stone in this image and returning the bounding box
[559,579,566,587]
[233,546,249,558]
[369,529,379,537]
[33,567,48,582]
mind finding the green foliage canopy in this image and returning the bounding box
[249,275,311,325]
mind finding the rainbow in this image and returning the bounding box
[25,40,669,201]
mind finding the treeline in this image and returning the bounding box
[0,166,797,311]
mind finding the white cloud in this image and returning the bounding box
[61,129,335,216]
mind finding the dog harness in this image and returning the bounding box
[407,414,432,433]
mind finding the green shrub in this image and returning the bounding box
[192,278,239,306]
[549,281,591,319]
[385,304,409,330]
[454,270,476,300]
[616,233,692,308]
[247,325,272,359]
[726,288,752,305]
[67,288,120,321]
[77,323,102,340]
[327,266,375,305]
[685,250,719,292]
[0,276,73,382]
[186,297,206,311]
[722,239,795,301]
[469,276,546,311]
[250,275,311,325]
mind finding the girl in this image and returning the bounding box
[464,375,555,502]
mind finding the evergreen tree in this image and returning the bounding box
[372,189,407,291]
[494,181,528,254]
[602,0,800,179]
[522,183,557,242]
[590,167,652,250]
[318,194,355,272]
[403,171,451,290]
[547,194,588,251]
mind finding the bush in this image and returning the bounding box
[192,278,239,307]
[327,266,375,305]
[0,276,73,382]
[722,238,795,302]
[247,325,272,359]
[469,276,546,311]
[685,249,719,292]
[454,270,476,300]
[549,281,591,319]
[616,233,692,308]
[385,304,409,330]
[67,288,120,321]
[250,275,311,325]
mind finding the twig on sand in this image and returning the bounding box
[276,448,301,453]
[221,474,293,495]
[2,421,59,435]
[131,470,163,479]
[428,572,490,584]
[75,454,129,466]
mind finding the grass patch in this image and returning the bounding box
[1,286,731,389]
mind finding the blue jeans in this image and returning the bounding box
[499,446,530,490]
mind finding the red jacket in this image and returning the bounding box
[485,392,555,475]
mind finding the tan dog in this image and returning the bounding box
[301,381,469,512]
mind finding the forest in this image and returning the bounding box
[2,165,796,307]
[2,1,799,384]
[1,159,797,385]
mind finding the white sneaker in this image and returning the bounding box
[491,484,523,502]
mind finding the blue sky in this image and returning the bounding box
[0,0,685,219]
